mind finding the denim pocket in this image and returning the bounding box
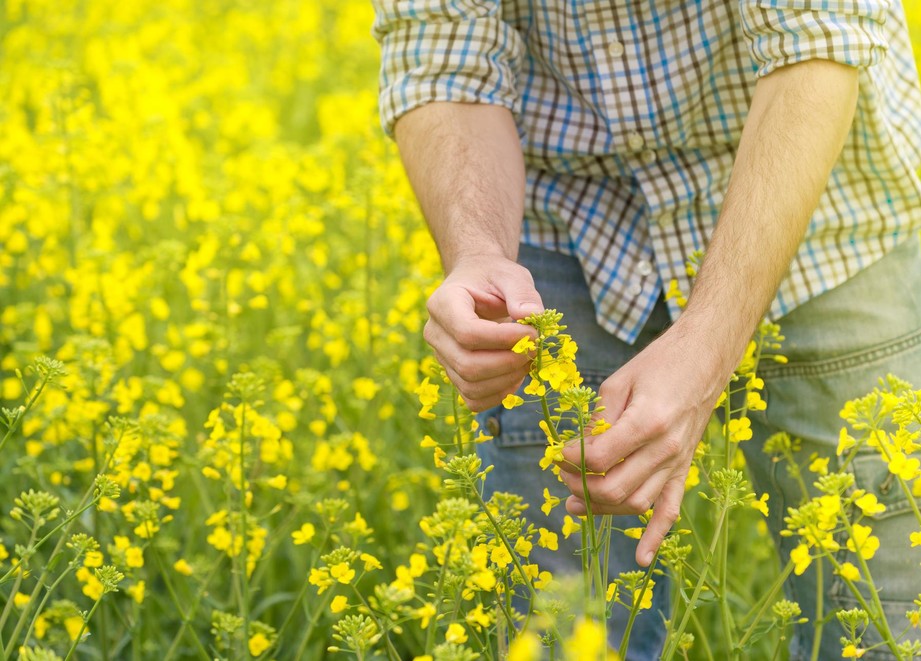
[479,369,610,449]
[826,451,921,659]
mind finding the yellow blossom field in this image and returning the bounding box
[1,1,920,660]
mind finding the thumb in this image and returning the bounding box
[490,263,544,320]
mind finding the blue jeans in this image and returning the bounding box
[476,235,921,659]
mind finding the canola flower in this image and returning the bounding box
[0,1,919,660]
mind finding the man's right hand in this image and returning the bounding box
[423,255,544,412]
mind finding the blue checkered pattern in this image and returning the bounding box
[372,0,921,343]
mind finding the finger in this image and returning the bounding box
[425,322,531,383]
[485,265,544,321]
[436,356,527,412]
[428,285,539,351]
[593,375,632,427]
[591,443,681,502]
[636,476,684,567]
[559,406,647,474]
[561,467,670,515]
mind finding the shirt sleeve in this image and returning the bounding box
[738,0,890,78]
[371,0,524,137]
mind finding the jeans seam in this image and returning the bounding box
[758,326,921,380]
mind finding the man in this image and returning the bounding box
[371,0,921,657]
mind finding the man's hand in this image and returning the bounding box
[557,321,726,567]
[556,59,860,568]
[424,255,544,412]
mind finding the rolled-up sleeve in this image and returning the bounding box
[371,0,524,137]
[739,0,890,78]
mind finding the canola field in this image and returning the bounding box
[0,1,920,660]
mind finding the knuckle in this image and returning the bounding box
[624,494,651,514]
[645,413,669,437]
[658,437,683,460]
[454,328,476,350]
[453,355,477,382]
[658,502,681,523]
[603,483,628,505]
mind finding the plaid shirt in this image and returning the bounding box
[372,0,921,343]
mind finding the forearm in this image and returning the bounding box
[393,102,525,272]
[679,59,860,379]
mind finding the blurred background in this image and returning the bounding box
[0,1,918,659]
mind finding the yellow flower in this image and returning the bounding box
[534,570,553,590]
[523,379,546,397]
[837,562,860,582]
[248,632,271,656]
[330,595,348,613]
[910,531,921,547]
[490,544,512,568]
[125,547,144,569]
[308,568,334,594]
[684,464,701,491]
[632,580,655,610]
[409,553,427,577]
[751,493,770,517]
[173,559,194,576]
[514,536,533,558]
[791,544,812,576]
[508,631,541,661]
[466,603,491,629]
[537,528,559,551]
[415,603,437,629]
[84,551,104,568]
[807,456,829,475]
[846,524,880,560]
[567,618,606,660]
[127,580,145,604]
[854,493,886,516]
[837,428,857,455]
[502,393,524,409]
[292,523,316,545]
[266,474,287,489]
[13,592,30,608]
[445,623,468,644]
[842,644,866,658]
[562,515,581,539]
[541,488,561,516]
[590,418,611,435]
[360,552,383,570]
[64,616,84,641]
[511,336,537,354]
[889,452,921,480]
[329,562,355,584]
[623,527,644,540]
[606,582,619,603]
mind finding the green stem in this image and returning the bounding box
[835,518,902,657]
[737,559,794,651]
[619,548,660,659]
[809,557,824,661]
[63,596,104,661]
[238,400,251,660]
[151,546,211,661]
[162,559,224,661]
[424,542,453,654]
[661,503,729,661]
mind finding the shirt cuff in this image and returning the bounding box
[739,0,890,77]
[374,10,523,137]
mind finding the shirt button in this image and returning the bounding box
[637,260,653,277]
[640,149,657,165]
[656,212,675,226]
[627,132,645,151]
[607,41,625,58]
[626,282,643,298]
[486,416,501,436]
